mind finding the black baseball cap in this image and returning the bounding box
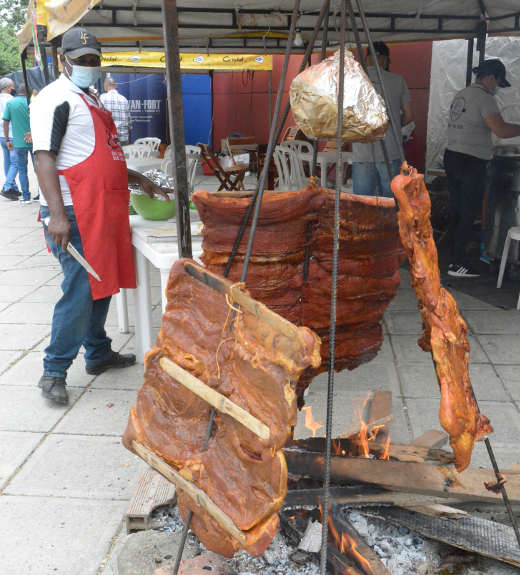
[61,27,101,60]
[372,41,390,58]
[472,59,511,87]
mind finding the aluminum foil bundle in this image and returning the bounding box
[290,49,388,142]
[128,169,175,201]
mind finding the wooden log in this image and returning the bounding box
[330,505,391,575]
[411,430,449,449]
[159,357,270,440]
[132,441,247,546]
[346,441,453,464]
[284,450,520,504]
[367,391,392,446]
[401,503,467,519]
[339,415,393,440]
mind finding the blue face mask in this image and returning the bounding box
[66,57,101,88]
[490,87,499,96]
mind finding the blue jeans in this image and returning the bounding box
[41,205,113,379]
[352,160,401,198]
[7,147,34,200]
[0,137,17,190]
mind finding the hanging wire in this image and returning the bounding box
[319,0,346,573]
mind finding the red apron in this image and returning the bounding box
[59,94,136,300]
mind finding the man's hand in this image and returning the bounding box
[137,173,171,201]
[46,214,71,250]
[6,140,13,151]
[24,132,32,144]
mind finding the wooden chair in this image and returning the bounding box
[198,143,247,191]
[224,136,258,172]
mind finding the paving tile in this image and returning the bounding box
[450,290,498,311]
[0,267,59,287]
[385,311,424,334]
[16,254,61,269]
[6,434,146,499]
[398,362,509,401]
[0,351,95,388]
[405,397,446,438]
[477,334,520,364]
[0,431,43,485]
[385,288,420,312]
[469,441,520,470]
[369,338,393,363]
[463,309,520,335]
[0,302,53,324]
[0,323,50,350]
[0,283,36,303]
[0,385,84,432]
[0,495,126,575]
[54,388,138,436]
[495,365,520,400]
[0,349,24,374]
[90,363,144,390]
[20,284,63,303]
[0,255,27,269]
[44,273,65,286]
[390,333,488,364]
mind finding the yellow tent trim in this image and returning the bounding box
[102,51,273,71]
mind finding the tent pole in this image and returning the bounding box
[466,38,474,86]
[268,69,273,127]
[51,39,60,81]
[21,49,31,105]
[161,0,192,258]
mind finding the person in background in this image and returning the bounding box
[444,59,520,279]
[352,41,414,198]
[4,84,35,203]
[100,76,131,145]
[31,27,168,404]
[0,77,20,200]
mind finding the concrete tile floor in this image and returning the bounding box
[0,173,519,574]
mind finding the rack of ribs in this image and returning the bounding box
[123,260,321,556]
[391,164,493,471]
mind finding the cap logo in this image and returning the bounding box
[81,31,89,45]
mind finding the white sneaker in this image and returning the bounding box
[448,263,480,278]
[19,198,32,204]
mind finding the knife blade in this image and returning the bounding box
[43,217,101,281]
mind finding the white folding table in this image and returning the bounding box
[117,215,203,362]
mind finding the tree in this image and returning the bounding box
[0,0,28,76]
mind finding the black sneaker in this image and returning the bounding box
[448,263,480,278]
[39,376,69,404]
[0,189,18,201]
[86,351,136,375]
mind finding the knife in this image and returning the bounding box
[43,217,102,281]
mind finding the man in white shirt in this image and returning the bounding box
[0,77,20,199]
[100,76,131,145]
[31,27,168,404]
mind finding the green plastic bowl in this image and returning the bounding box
[130,192,176,221]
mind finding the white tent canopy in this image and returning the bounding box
[18,0,520,52]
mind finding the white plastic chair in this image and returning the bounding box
[273,145,293,190]
[160,146,200,197]
[133,137,161,158]
[284,139,314,188]
[496,225,520,309]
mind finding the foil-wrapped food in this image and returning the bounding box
[128,169,175,199]
[290,49,388,142]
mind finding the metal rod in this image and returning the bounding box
[268,69,273,126]
[240,0,301,283]
[354,0,404,164]
[51,39,60,82]
[172,407,216,575]
[465,37,474,86]
[223,0,330,277]
[161,0,192,259]
[21,49,31,106]
[348,0,395,181]
[320,0,346,572]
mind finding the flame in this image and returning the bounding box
[327,510,374,575]
[355,394,372,458]
[302,406,324,438]
[380,435,391,460]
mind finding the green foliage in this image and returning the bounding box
[0,0,28,76]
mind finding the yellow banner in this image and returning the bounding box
[101,51,273,71]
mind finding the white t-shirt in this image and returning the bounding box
[30,75,102,206]
[0,93,13,138]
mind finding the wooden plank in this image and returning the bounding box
[330,505,391,575]
[348,442,453,464]
[362,507,520,568]
[339,415,393,440]
[125,468,177,532]
[284,450,520,504]
[411,430,449,449]
[132,441,247,546]
[183,261,300,339]
[159,357,270,440]
[401,504,467,519]
[367,391,392,446]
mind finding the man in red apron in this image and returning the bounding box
[31,28,169,404]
